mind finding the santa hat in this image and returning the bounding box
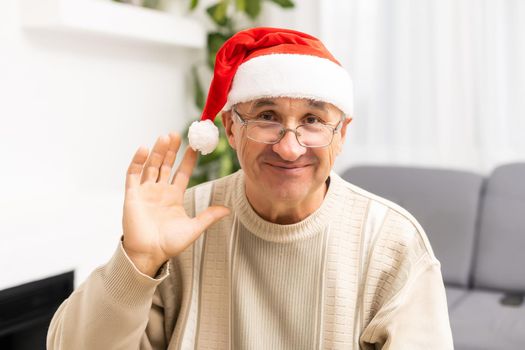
[188,26,353,155]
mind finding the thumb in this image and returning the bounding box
[192,205,231,234]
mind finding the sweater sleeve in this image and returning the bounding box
[359,254,454,350]
[47,238,171,350]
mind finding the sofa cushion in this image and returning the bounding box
[449,289,525,349]
[341,166,484,287]
[473,163,525,292]
[446,286,468,310]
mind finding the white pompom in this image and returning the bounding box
[188,119,219,155]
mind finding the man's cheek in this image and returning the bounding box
[237,139,250,167]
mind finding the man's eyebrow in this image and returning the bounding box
[251,99,277,109]
[251,99,328,111]
[307,100,328,112]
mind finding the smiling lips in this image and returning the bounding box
[265,162,311,170]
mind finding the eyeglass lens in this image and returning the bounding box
[245,122,333,147]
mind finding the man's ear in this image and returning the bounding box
[221,111,236,150]
[339,116,353,144]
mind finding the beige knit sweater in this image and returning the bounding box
[47,170,453,349]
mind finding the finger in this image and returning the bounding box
[140,135,170,184]
[158,132,181,183]
[191,206,231,235]
[171,146,198,190]
[126,146,149,190]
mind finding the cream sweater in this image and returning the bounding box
[47,170,453,349]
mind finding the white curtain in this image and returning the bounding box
[319,0,525,175]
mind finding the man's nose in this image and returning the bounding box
[272,129,307,161]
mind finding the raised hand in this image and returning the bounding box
[122,133,230,277]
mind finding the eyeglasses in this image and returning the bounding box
[232,108,345,148]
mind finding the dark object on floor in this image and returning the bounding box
[0,271,74,350]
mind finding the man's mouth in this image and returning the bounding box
[265,162,311,170]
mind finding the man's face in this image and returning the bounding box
[222,97,352,208]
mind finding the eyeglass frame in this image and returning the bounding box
[231,107,346,148]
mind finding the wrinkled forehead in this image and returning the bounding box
[234,97,342,115]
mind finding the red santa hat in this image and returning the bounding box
[188,26,353,155]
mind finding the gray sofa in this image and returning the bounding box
[341,163,525,350]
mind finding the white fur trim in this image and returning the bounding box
[188,120,219,155]
[222,53,353,116]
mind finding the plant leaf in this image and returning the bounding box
[197,150,221,165]
[218,154,233,177]
[206,1,229,27]
[191,65,205,110]
[235,0,245,11]
[188,172,208,188]
[207,32,230,70]
[142,0,160,9]
[267,0,294,8]
[245,0,261,19]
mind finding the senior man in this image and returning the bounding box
[47,27,453,349]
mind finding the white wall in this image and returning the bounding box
[0,0,202,289]
[259,0,321,37]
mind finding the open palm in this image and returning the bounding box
[122,133,230,277]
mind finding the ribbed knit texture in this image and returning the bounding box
[47,169,453,350]
[101,237,170,308]
[232,219,327,349]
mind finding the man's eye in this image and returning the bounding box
[304,115,322,124]
[257,112,276,121]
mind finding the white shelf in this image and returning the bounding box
[19,0,206,49]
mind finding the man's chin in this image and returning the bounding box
[262,182,309,202]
